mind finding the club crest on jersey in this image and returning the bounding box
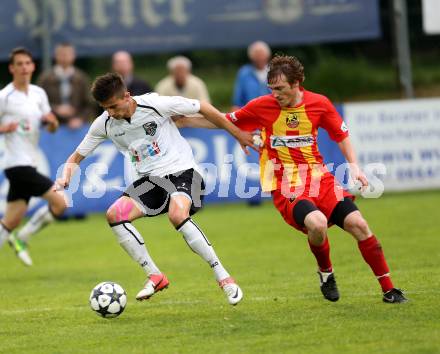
[286,113,299,128]
[143,122,157,136]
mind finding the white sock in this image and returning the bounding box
[177,218,230,282]
[110,222,161,276]
[318,270,333,283]
[17,205,55,243]
[0,222,11,248]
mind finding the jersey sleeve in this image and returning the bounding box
[37,87,52,116]
[76,116,107,157]
[225,98,263,132]
[319,97,349,143]
[151,95,201,117]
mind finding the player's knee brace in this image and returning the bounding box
[107,198,134,224]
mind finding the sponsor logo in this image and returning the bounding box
[229,112,238,122]
[20,119,31,131]
[341,121,348,132]
[130,141,161,162]
[286,112,299,128]
[270,134,314,148]
[143,121,158,136]
[210,261,219,268]
[114,131,125,137]
[17,119,31,135]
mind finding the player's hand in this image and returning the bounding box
[350,164,368,190]
[42,114,56,124]
[2,122,19,133]
[42,113,59,132]
[252,132,264,148]
[54,178,69,191]
[236,131,258,155]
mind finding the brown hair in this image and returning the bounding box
[9,47,33,65]
[91,72,126,103]
[267,55,305,85]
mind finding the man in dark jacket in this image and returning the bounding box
[37,43,95,129]
[112,51,152,96]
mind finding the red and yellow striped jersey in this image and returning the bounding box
[225,88,348,192]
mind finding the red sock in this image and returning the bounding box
[358,235,394,292]
[308,237,333,272]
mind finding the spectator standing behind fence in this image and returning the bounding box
[155,56,210,102]
[232,41,272,111]
[112,51,152,96]
[37,43,95,129]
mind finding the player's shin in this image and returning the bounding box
[308,236,333,273]
[16,205,55,243]
[177,218,230,282]
[110,222,161,276]
[358,235,394,292]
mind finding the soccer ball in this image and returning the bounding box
[89,282,127,318]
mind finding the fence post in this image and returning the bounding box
[392,0,414,98]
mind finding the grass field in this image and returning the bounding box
[1,191,439,354]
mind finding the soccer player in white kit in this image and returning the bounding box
[0,48,67,265]
[57,73,254,305]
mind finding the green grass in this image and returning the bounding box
[1,191,440,354]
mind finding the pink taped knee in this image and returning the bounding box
[110,198,134,222]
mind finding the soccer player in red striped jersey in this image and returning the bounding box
[176,55,406,304]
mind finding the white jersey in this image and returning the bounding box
[0,83,51,169]
[77,93,200,177]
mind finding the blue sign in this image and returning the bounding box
[0,0,380,59]
[0,110,346,216]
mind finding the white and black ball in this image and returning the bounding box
[89,282,127,318]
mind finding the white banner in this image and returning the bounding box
[422,0,440,34]
[344,98,440,191]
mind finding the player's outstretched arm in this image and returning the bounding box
[55,151,85,190]
[173,114,218,129]
[198,101,256,154]
[0,122,19,133]
[338,137,368,188]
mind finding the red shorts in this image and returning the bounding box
[271,172,354,234]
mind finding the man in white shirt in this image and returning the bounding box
[0,48,66,266]
[57,72,254,305]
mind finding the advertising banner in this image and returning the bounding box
[343,98,440,191]
[0,0,380,59]
[0,113,346,215]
